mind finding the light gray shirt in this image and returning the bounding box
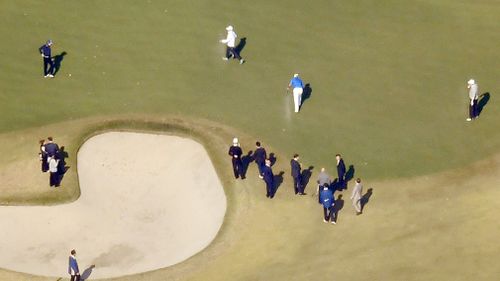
[468,83,479,100]
[317,171,330,187]
[351,182,363,201]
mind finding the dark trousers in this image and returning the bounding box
[232,158,244,179]
[256,162,265,176]
[50,172,59,187]
[225,47,242,60]
[293,175,302,194]
[469,99,478,119]
[323,206,334,221]
[41,154,49,172]
[70,275,81,281]
[338,172,345,189]
[43,57,54,75]
[265,181,273,198]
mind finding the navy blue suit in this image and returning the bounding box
[228,145,244,179]
[262,165,274,198]
[320,188,335,221]
[253,147,267,175]
[337,158,346,189]
[39,44,54,76]
[290,159,302,194]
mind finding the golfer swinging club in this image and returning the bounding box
[287,73,304,113]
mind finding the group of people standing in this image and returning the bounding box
[38,137,65,187]
[228,138,366,223]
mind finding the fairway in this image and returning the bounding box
[0,1,499,280]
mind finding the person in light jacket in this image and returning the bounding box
[351,178,363,215]
[48,155,60,187]
[466,79,479,121]
[220,25,244,64]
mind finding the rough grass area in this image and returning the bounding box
[0,116,499,281]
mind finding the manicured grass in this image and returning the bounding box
[0,0,498,180]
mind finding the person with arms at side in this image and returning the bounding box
[254,141,267,179]
[39,39,55,78]
[228,137,244,179]
[219,25,245,64]
[466,79,479,121]
[39,139,49,172]
[42,136,60,158]
[336,154,346,190]
[319,183,336,224]
[290,154,305,195]
[316,167,331,203]
[287,73,304,113]
[68,249,80,281]
[351,178,363,215]
[263,159,274,198]
[48,155,60,187]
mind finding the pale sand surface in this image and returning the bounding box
[0,132,226,279]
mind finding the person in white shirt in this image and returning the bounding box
[466,79,479,121]
[220,25,245,64]
[48,155,60,187]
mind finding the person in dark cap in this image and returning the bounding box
[39,40,55,78]
[228,137,244,179]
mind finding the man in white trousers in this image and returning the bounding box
[220,25,245,64]
[466,78,479,121]
[288,73,304,113]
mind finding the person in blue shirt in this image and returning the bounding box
[287,73,304,113]
[39,39,55,77]
[319,184,336,224]
[68,249,80,281]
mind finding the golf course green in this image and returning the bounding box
[0,1,499,280]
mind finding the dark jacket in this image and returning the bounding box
[290,159,301,178]
[254,147,267,164]
[320,189,334,209]
[262,165,274,185]
[337,159,346,177]
[228,145,243,159]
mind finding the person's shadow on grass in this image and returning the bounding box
[300,83,312,110]
[240,150,253,179]
[332,194,344,223]
[300,166,314,193]
[53,51,67,76]
[57,146,70,185]
[478,92,490,116]
[271,171,285,198]
[345,165,355,184]
[235,37,247,57]
[360,188,373,212]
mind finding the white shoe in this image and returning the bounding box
[44,74,49,78]
[222,57,229,61]
[48,74,54,78]
[323,219,327,223]
[239,59,245,64]
[331,221,336,225]
[466,118,472,121]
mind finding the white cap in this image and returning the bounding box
[467,79,475,85]
[232,137,238,144]
[226,25,233,31]
[293,73,299,78]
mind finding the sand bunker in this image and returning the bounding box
[0,132,226,279]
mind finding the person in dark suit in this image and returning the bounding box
[39,139,49,172]
[336,154,346,190]
[290,154,304,195]
[263,159,274,198]
[253,141,267,178]
[42,136,59,157]
[39,39,55,78]
[228,137,244,179]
